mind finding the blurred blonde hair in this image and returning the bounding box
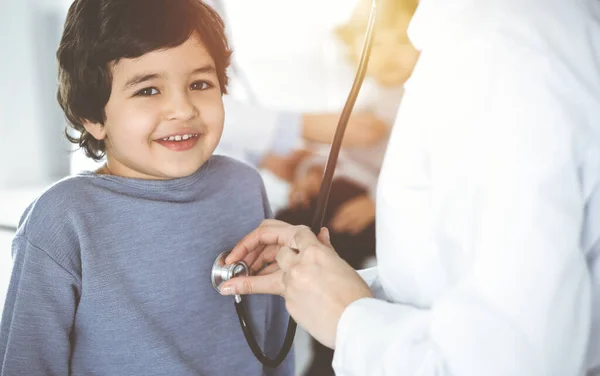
[335,0,418,53]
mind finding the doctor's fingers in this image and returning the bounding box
[275,246,301,272]
[278,238,336,273]
[225,219,293,264]
[221,270,285,296]
[290,225,333,253]
[249,244,282,275]
[317,227,332,247]
[228,222,323,265]
[256,262,280,276]
[256,229,333,275]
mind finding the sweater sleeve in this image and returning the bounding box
[0,235,81,376]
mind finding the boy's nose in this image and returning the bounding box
[165,92,198,121]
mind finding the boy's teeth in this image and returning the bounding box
[161,134,196,142]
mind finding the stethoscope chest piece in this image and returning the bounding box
[211,251,249,298]
[212,254,293,368]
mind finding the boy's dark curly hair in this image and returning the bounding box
[57,0,231,160]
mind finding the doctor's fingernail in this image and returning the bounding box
[221,285,234,295]
[321,227,331,241]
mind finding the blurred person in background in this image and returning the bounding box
[206,0,390,214]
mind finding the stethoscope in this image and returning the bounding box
[211,0,378,367]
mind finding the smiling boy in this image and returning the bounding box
[0,1,293,375]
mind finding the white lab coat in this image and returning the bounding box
[333,0,600,375]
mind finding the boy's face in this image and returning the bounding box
[84,33,224,180]
[354,27,420,87]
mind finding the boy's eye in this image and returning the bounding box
[135,87,159,97]
[190,81,213,91]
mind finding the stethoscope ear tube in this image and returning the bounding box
[310,0,378,234]
[230,0,378,367]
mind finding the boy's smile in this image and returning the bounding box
[155,131,202,152]
[83,33,225,180]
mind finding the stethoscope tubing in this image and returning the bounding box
[232,0,378,367]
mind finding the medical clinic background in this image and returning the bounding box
[0,0,387,374]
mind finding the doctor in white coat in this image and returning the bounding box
[221,0,600,375]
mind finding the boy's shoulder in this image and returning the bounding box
[13,174,99,273]
[206,155,271,216]
[17,174,99,235]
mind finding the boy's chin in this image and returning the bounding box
[159,160,209,179]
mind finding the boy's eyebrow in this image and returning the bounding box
[190,65,216,75]
[123,65,216,90]
[123,73,161,90]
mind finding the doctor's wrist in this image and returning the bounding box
[334,296,376,350]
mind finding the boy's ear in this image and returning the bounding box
[83,120,107,141]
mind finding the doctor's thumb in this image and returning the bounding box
[318,227,332,247]
[220,273,284,297]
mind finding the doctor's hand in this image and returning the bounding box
[221,220,374,348]
[330,194,375,234]
[302,112,389,147]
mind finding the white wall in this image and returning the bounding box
[222,0,358,111]
[0,230,13,316]
[0,0,71,189]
